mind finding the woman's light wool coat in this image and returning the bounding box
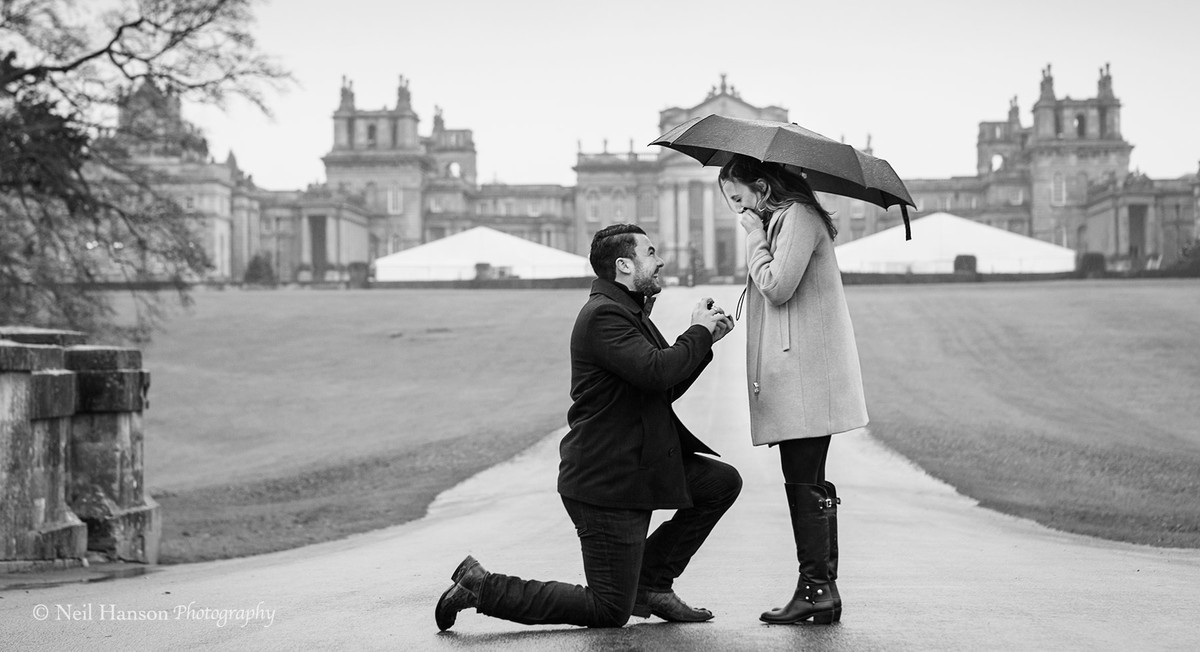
[744,202,869,445]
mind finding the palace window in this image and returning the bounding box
[1051,173,1066,206]
[387,187,404,215]
[586,190,600,221]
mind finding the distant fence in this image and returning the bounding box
[841,271,1079,285]
[370,276,593,290]
[840,255,1082,274]
[66,259,1198,293]
[0,327,159,573]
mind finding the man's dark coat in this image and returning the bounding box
[558,279,719,510]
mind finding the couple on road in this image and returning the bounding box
[436,155,868,630]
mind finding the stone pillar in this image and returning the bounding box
[65,346,159,564]
[659,185,676,271]
[676,184,691,273]
[0,332,88,570]
[1147,202,1159,260]
[1115,204,1126,256]
[355,119,368,150]
[333,117,347,149]
[702,184,716,271]
[300,214,312,267]
[379,119,393,152]
[326,214,338,279]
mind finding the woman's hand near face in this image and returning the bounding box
[739,211,764,234]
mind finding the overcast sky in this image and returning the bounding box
[187,0,1200,191]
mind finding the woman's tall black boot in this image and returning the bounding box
[760,483,840,625]
[822,480,842,619]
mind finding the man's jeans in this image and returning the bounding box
[477,454,741,628]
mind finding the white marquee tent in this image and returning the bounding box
[834,212,1077,273]
[372,226,593,281]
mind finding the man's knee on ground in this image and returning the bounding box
[588,605,632,628]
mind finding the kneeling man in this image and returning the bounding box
[436,223,741,630]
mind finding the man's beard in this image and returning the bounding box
[633,270,661,297]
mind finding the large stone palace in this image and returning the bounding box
[119,66,1199,282]
[906,64,1197,269]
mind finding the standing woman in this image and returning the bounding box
[719,155,868,625]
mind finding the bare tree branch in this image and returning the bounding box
[1,0,290,341]
[0,17,147,88]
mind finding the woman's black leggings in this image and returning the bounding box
[777,435,831,485]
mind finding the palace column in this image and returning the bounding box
[658,185,676,269]
[1147,202,1159,261]
[300,214,312,266]
[675,183,690,273]
[702,183,716,271]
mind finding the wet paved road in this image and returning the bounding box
[4,285,1199,650]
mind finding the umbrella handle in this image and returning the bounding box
[902,205,911,241]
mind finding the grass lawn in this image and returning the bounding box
[848,279,1200,547]
[128,279,1200,562]
[132,288,583,562]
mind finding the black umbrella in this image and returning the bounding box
[651,114,914,240]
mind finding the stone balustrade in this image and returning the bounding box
[0,327,160,573]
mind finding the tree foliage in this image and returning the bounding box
[1,0,289,341]
[242,251,273,285]
[1171,240,1200,275]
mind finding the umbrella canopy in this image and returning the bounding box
[651,114,914,239]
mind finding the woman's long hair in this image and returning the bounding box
[718,154,838,240]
